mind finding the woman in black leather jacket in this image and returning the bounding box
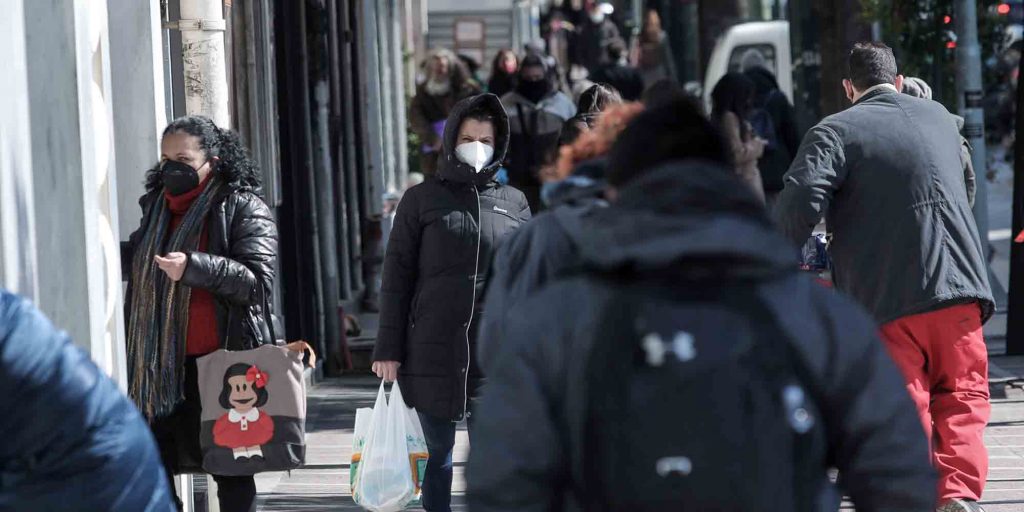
[121,115,278,512]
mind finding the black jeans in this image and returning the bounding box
[152,357,257,512]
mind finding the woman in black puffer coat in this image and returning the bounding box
[373,93,530,512]
[121,115,278,512]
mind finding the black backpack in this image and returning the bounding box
[581,279,827,511]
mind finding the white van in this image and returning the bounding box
[703,21,793,110]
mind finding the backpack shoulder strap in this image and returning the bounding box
[578,277,643,511]
[718,281,823,512]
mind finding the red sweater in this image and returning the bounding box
[166,177,221,356]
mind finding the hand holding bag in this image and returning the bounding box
[351,381,425,512]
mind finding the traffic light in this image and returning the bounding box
[944,13,957,49]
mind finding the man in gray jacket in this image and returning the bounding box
[775,42,994,512]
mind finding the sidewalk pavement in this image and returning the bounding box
[254,375,470,511]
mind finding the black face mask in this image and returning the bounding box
[161,159,202,196]
[518,78,552,104]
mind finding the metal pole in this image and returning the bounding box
[955,0,990,257]
[1007,46,1024,355]
[178,0,231,126]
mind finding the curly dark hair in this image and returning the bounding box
[219,363,270,410]
[146,115,263,195]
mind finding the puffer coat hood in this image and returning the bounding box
[577,160,795,279]
[438,94,510,186]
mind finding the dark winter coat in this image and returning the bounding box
[745,66,801,193]
[591,62,645,101]
[373,94,531,421]
[479,160,608,372]
[122,182,279,351]
[575,18,621,76]
[0,291,176,511]
[467,161,936,511]
[774,86,993,324]
[501,86,577,212]
[487,72,516,100]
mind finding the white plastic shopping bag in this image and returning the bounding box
[351,381,424,512]
[404,395,428,506]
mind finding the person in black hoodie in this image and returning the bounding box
[590,38,644,101]
[467,100,936,511]
[372,93,530,512]
[501,54,577,211]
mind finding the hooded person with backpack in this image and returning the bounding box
[466,99,935,512]
[372,93,530,512]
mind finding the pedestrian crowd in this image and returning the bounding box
[0,6,995,510]
[387,37,994,512]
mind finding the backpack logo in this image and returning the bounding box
[642,331,697,366]
[656,456,693,477]
[493,205,509,214]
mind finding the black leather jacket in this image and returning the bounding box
[122,186,278,351]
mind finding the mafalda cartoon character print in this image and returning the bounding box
[213,363,275,459]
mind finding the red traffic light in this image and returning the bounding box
[944,15,952,24]
[998,3,1011,15]
[947,41,957,49]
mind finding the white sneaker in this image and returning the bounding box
[937,499,985,512]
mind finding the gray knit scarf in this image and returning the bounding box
[127,178,224,420]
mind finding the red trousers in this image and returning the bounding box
[879,303,990,502]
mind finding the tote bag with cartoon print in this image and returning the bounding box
[196,342,314,476]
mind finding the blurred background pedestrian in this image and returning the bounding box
[591,38,644,101]
[575,82,623,119]
[488,49,519,99]
[631,8,677,89]
[711,72,767,203]
[740,50,800,207]
[502,53,577,211]
[409,48,481,176]
[574,0,620,79]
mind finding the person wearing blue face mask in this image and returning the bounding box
[372,93,530,512]
[121,115,278,512]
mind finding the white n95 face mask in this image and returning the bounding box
[455,141,494,172]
